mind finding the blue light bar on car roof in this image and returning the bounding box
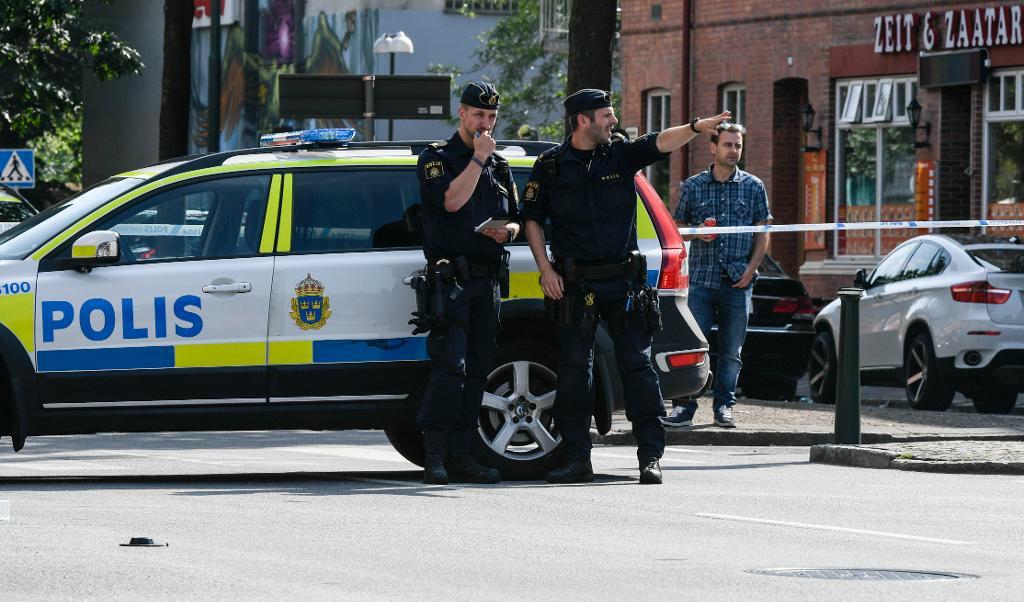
[259,128,357,147]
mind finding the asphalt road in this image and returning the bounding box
[1,430,1022,600]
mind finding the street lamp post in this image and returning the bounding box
[372,31,415,141]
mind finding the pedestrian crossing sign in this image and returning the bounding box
[0,149,35,188]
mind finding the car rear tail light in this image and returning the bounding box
[658,247,688,291]
[950,281,1011,304]
[634,174,688,294]
[772,296,817,319]
[666,352,706,368]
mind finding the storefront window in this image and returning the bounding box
[984,70,1024,237]
[836,77,917,257]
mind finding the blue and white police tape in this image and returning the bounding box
[678,218,1024,236]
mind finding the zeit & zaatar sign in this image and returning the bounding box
[874,5,1023,53]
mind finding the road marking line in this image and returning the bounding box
[696,513,974,545]
[591,450,699,463]
[662,446,712,456]
[93,450,238,466]
[275,446,414,464]
[0,462,124,471]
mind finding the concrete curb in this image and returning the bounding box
[594,430,1024,447]
[810,444,1024,475]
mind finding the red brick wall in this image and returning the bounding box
[620,0,686,208]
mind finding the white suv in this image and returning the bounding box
[810,234,1024,413]
[0,132,711,478]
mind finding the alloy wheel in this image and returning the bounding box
[808,336,831,398]
[905,338,929,403]
[480,360,560,462]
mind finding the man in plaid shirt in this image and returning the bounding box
[665,123,771,428]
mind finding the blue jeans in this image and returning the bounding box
[686,278,753,411]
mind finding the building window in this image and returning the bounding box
[835,77,918,257]
[721,83,746,126]
[983,69,1024,235]
[645,89,671,203]
[445,1,520,15]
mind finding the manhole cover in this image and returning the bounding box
[749,568,974,581]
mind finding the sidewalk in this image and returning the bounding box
[593,397,1024,474]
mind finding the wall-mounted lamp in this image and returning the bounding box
[906,98,931,148]
[801,103,822,152]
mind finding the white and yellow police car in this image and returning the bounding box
[0,129,709,478]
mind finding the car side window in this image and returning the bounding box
[290,170,422,253]
[928,249,951,275]
[899,242,940,281]
[67,174,270,263]
[868,242,918,287]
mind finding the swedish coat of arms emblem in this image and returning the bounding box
[290,273,332,330]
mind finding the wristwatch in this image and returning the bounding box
[505,227,516,242]
[689,117,701,133]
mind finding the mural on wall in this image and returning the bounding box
[191,0,379,153]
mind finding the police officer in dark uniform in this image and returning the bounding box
[414,82,520,485]
[522,89,729,484]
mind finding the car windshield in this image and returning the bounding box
[968,248,1024,273]
[0,178,140,260]
[0,198,34,222]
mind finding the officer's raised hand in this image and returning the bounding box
[474,129,496,161]
[655,111,733,153]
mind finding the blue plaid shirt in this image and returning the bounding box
[674,165,772,289]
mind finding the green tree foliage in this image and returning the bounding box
[429,0,566,140]
[0,0,143,151]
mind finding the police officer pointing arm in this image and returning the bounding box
[413,82,519,485]
[522,88,728,485]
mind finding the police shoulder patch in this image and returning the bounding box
[424,160,444,180]
[524,180,540,202]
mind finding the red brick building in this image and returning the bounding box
[620,1,1024,297]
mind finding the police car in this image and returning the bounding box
[0,129,709,478]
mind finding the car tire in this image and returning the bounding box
[473,340,565,480]
[384,429,425,468]
[970,388,1019,414]
[741,377,798,401]
[808,330,837,405]
[904,332,955,411]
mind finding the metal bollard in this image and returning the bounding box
[835,287,864,444]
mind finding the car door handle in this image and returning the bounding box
[202,282,252,294]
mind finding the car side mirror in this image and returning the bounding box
[853,268,868,289]
[70,230,120,271]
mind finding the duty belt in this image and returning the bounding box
[555,252,646,283]
[428,257,500,280]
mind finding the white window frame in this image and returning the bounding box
[721,83,746,126]
[982,69,1024,223]
[834,76,919,258]
[645,89,671,185]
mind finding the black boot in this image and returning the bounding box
[545,459,594,484]
[446,455,501,484]
[423,454,449,485]
[639,457,662,485]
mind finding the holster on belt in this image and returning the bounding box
[408,259,457,335]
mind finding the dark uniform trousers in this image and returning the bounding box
[554,277,666,463]
[417,276,500,457]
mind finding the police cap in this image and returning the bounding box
[460,82,500,110]
[563,88,612,115]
